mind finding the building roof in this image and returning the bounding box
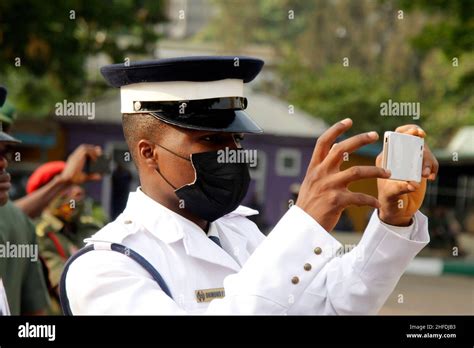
[245,92,328,138]
[434,126,474,163]
[447,126,474,155]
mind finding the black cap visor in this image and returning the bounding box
[150,109,263,134]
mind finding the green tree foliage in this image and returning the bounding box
[280,62,402,134]
[0,0,166,117]
[401,0,474,57]
[401,0,474,145]
[203,0,473,146]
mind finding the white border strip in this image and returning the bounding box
[405,257,443,276]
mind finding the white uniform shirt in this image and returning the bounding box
[66,188,429,314]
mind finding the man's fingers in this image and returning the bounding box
[375,153,382,167]
[309,118,352,168]
[394,182,417,196]
[75,144,94,155]
[72,173,102,184]
[94,146,103,156]
[334,166,391,186]
[82,145,102,162]
[381,180,421,200]
[422,144,439,181]
[344,192,381,209]
[86,173,102,181]
[325,131,379,168]
[407,181,421,191]
[395,124,426,138]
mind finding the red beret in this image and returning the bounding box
[26,161,66,194]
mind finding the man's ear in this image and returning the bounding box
[138,139,158,169]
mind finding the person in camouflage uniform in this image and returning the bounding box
[25,149,105,314]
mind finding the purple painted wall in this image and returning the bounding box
[241,134,316,228]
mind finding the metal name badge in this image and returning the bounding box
[195,287,225,303]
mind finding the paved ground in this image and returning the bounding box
[380,274,474,315]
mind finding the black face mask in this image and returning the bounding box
[155,144,250,222]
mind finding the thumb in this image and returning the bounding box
[375,153,382,167]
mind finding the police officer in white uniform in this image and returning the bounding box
[61,56,438,315]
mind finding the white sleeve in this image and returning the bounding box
[66,207,428,315]
[288,210,429,314]
[66,206,343,315]
[378,213,416,239]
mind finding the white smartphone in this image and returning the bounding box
[382,131,424,183]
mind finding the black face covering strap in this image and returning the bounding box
[155,166,178,190]
[154,143,190,190]
[156,143,190,161]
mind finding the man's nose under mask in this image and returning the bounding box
[154,144,250,222]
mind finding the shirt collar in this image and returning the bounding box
[123,188,189,244]
[122,188,244,272]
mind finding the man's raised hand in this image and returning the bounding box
[296,118,391,232]
[59,144,103,185]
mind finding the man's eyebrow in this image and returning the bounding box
[196,132,225,137]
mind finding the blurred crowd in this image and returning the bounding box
[0,88,109,315]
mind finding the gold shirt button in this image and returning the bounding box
[314,247,322,255]
[291,276,299,284]
[304,263,312,271]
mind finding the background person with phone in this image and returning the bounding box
[14,144,104,219]
[22,145,106,314]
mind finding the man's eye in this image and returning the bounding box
[202,135,227,143]
[203,135,217,142]
[201,134,243,144]
[234,135,244,143]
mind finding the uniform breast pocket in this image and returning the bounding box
[175,294,208,314]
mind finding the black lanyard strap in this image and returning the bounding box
[59,242,173,315]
